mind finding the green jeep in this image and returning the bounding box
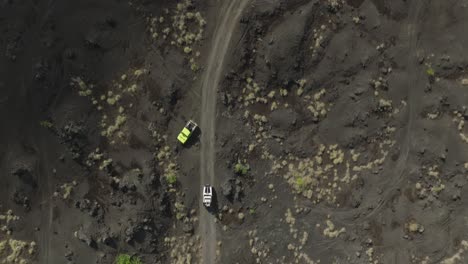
[177,120,198,144]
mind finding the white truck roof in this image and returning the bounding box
[203,185,212,207]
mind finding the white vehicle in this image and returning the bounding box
[203,185,213,207]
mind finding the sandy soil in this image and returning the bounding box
[2,0,468,264]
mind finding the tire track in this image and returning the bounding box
[35,110,54,264]
[360,0,425,220]
[300,0,426,224]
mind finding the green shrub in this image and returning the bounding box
[115,254,142,264]
[234,163,249,175]
[426,67,435,76]
[39,120,53,128]
[295,177,305,191]
[166,173,177,185]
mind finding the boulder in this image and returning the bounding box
[269,108,297,130]
[74,229,97,249]
[183,222,194,234]
[221,179,234,198]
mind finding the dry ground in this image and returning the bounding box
[2,0,468,264]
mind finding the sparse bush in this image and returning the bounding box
[174,201,186,220]
[115,254,142,264]
[234,162,249,175]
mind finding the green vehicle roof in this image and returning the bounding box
[177,127,192,144]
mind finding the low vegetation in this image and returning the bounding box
[234,162,249,175]
[39,120,53,128]
[166,172,178,185]
[426,66,435,76]
[0,210,37,263]
[115,254,142,264]
[71,67,147,145]
[146,0,206,72]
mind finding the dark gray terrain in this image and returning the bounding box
[1,0,468,263]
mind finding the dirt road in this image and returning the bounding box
[199,0,249,263]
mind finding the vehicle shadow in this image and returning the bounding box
[206,187,219,215]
